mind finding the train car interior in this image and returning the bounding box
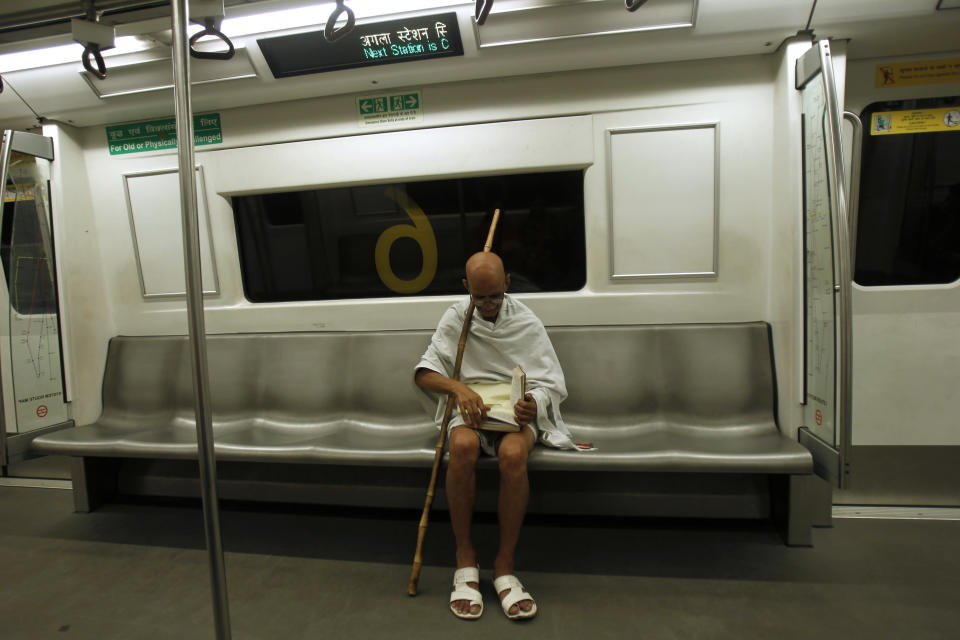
[0,1,958,638]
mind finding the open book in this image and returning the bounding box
[462,365,526,433]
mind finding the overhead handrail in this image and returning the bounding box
[625,0,650,11]
[324,0,356,43]
[476,0,494,25]
[189,16,235,60]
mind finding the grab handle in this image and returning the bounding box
[82,44,107,80]
[476,0,494,25]
[324,0,356,43]
[189,17,235,60]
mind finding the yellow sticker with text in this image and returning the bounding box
[870,107,960,136]
[876,58,960,88]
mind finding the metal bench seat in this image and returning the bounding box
[35,419,810,473]
[33,323,812,471]
[31,322,820,544]
[31,421,440,464]
[532,426,812,473]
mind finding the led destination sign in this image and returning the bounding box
[258,12,463,78]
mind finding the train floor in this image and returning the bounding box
[1,483,958,640]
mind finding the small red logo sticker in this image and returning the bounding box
[814,409,823,426]
[36,405,48,418]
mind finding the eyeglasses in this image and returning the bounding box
[470,292,504,304]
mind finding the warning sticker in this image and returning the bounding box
[876,58,960,88]
[870,107,960,136]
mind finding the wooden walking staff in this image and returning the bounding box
[408,208,501,596]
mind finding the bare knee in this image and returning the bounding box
[497,441,528,476]
[449,429,481,466]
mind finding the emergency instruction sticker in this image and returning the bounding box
[870,107,960,136]
[106,113,222,154]
[875,58,960,88]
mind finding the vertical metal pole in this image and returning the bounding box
[842,111,863,270]
[0,132,10,471]
[819,40,853,489]
[170,2,232,638]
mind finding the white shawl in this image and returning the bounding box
[415,295,578,450]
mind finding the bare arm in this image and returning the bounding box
[415,368,490,429]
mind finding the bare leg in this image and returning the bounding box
[494,427,536,615]
[447,427,481,616]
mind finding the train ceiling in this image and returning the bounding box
[0,0,958,129]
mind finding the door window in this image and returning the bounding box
[855,96,960,286]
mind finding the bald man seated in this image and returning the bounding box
[414,252,578,621]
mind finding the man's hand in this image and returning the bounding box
[454,383,490,429]
[514,393,537,427]
[416,368,490,429]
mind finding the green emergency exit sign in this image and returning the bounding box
[357,91,422,127]
[358,93,419,114]
[106,113,222,155]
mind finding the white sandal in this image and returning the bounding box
[449,566,483,620]
[493,574,538,620]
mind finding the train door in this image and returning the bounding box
[0,130,71,470]
[845,86,960,503]
[832,46,960,505]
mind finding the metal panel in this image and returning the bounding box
[2,421,74,464]
[795,39,822,90]
[475,0,697,48]
[796,40,853,489]
[122,166,220,298]
[799,426,842,485]
[10,131,54,161]
[606,123,719,279]
[835,446,960,507]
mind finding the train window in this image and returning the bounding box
[855,96,960,286]
[232,171,586,302]
[2,183,58,316]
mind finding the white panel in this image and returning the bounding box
[45,122,116,427]
[123,167,219,297]
[607,124,717,278]
[696,0,811,35]
[479,0,695,48]
[852,307,960,445]
[813,0,937,23]
[207,116,594,195]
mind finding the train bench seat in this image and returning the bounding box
[31,322,822,545]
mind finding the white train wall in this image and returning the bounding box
[45,49,798,434]
[19,29,960,490]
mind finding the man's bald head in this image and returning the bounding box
[465,252,505,287]
[463,252,510,321]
